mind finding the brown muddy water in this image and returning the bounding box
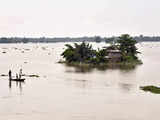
[0,42,160,120]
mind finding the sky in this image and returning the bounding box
[0,0,160,37]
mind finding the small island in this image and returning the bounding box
[59,34,142,69]
[140,86,160,94]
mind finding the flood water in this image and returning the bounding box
[0,42,160,120]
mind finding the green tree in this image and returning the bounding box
[61,44,75,62]
[117,34,140,61]
[94,36,101,43]
[61,42,95,63]
[22,38,29,43]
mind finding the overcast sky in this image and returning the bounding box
[0,0,159,37]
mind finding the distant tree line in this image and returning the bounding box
[0,35,160,43]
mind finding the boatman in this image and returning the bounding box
[9,70,12,80]
[16,73,19,79]
[19,68,22,79]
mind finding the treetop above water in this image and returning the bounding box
[60,34,142,69]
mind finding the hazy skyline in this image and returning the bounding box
[0,0,160,37]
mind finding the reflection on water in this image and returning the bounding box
[64,65,94,73]
[65,64,139,74]
[73,80,88,89]
[118,83,134,92]
[74,67,93,73]
[65,77,90,89]
[9,80,25,92]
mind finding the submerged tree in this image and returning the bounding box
[117,34,140,61]
[61,42,108,64]
[61,42,95,63]
[61,34,142,66]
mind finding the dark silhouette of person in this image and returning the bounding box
[9,70,12,80]
[19,69,22,79]
[16,73,19,79]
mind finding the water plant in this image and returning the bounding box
[140,85,160,94]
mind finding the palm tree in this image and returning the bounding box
[61,42,95,63]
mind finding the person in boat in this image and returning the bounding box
[19,69,22,79]
[16,73,19,79]
[9,70,12,80]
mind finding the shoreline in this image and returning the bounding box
[58,60,143,70]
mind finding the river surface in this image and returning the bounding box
[0,42,160,120]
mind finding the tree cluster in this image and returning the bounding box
[61,42,108,64]
[61,34,141,65]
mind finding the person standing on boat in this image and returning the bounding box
[9,70,12,80]
[16,73,19,79]
[19,68,22,79]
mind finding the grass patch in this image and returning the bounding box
[0,74,8,77]
[28,75,40,78]
[22,74,40,78]
[140,85,160,94]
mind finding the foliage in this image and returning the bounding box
[140,86,160,94]
[94,36,102,43]
[61,34,142,66]
[61,42,96,63]
[61,42,108,64]
[105,37,114,43]
[90,48,107,64]
[117,34,140,61]
[22,38,29,43]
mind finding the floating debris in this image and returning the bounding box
[2,51,6,54]
[28,75,40,78]
[2,48,8,50]
[140,85,160,94]
[42,47,46,50]
[76,79,87,82]
[0,74,8,77]
[24,49,30,51]
[13,47,18,50]
[18,74,40,78]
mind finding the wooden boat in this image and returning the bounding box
[10,78,25,82]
